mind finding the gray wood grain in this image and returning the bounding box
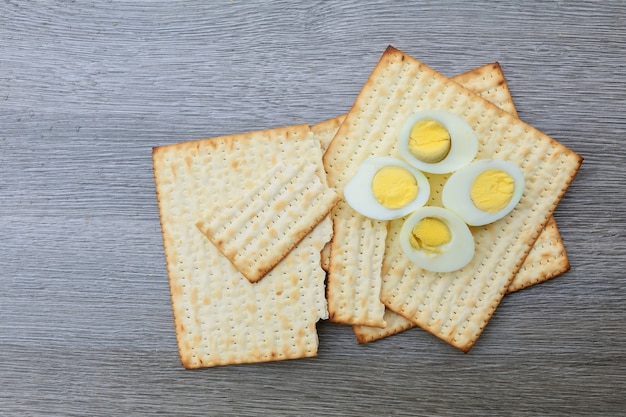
[1,1,625,415]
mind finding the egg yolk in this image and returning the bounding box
[408,119,451,163]
[371,166,418,209]
[470,169,515,213]
[409,217,451,254]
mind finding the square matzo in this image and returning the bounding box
[153,125,331,368]
[351,61,572,343]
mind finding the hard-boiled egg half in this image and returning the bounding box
[442,159,524,226]
[397,110,478,174]
[344,157,430,220]
[399,206,475,273]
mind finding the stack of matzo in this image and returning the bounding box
[153,126,338,368]
[153,46,581,368]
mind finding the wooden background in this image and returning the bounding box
[1,1,625,415]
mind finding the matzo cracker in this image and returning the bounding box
[353,62,569,343]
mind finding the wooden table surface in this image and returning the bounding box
[2,1,625,415]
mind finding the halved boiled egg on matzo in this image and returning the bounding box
[343,156,430,220]
[442,159,524,226]
[399,206,475,273]
[397,110,478,174]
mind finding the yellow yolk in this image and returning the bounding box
[371,166,418,209]
[470,169,515,213]
[409,217,452,254]
[408,119,451,163]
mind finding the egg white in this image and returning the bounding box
[399,206,475,273]
[441,159,525,226]
[397,110,478,174]
[343,157,430,221]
